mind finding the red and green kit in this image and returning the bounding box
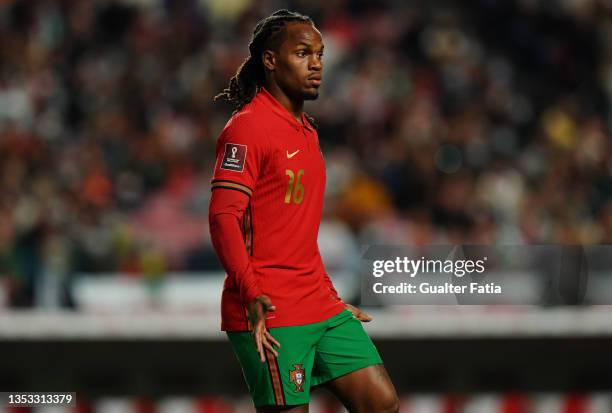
[210,88,382,407]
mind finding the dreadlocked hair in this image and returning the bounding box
[214,9,318,129]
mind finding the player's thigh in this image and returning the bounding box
[324,364,399,413]
[311,310,398,412]
[311,309,383,387]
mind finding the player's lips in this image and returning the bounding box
[308,76,322,86]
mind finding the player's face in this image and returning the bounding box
[273,23,324,101]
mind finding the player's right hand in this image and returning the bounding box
[247,294,281,362]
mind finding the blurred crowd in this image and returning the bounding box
[0,0,611,307]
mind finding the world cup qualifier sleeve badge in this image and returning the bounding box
[289,364,305,392]
[220,143,247,172]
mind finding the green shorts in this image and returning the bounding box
[227,308,383,407]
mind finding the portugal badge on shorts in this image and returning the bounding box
[289,364,305,392]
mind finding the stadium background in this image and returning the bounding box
[1,0,612,411]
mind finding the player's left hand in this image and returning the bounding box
[345,304,373,322]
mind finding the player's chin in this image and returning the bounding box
[303,87,320,100]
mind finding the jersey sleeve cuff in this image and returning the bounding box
[241,281,263,305]
[211,179,253,197]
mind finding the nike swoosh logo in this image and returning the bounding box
[286,150,300,159]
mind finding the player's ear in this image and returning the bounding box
[262,50,276,71]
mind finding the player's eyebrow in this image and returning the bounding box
[295,41,324,50]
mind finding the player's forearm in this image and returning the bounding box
[209,190,263,304]
[210,213,263,303]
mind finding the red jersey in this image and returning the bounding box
[210,88,345,331]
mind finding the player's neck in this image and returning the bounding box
[264,83,304,125]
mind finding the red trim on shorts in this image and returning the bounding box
[265,349,285,405]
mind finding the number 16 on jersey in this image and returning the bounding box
[285,169,304,204]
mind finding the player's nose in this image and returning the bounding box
[309,55,322,71]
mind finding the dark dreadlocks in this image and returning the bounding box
[214,10,318,128]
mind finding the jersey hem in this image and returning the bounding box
[221,301,346,332]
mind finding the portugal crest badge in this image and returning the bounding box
[289,364,305,392]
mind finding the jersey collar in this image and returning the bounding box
[257,87,314,132]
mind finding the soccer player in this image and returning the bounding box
[208,10,399,413]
